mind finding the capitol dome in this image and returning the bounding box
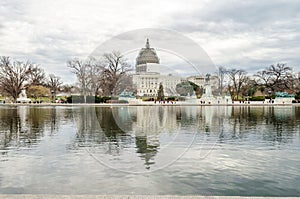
[136,39,160,65]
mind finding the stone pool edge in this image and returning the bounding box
[1,103,300,107]
[0,195,299,199]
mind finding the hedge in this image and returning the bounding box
[66,96,112,103]
[249,96,266,101]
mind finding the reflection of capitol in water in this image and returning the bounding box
[113,106,181,168]
[113,106,234,165]
[2,106,300,172]
[133,106,180,136]
[1,105,300,193]
[113,106,234,135]
[113,106,235,168]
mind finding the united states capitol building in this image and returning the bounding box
[132,39,219,97]
[132,39,182,97]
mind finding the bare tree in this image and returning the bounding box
[227,69,248,100]
[68,58,90,103]
[47,74,63,102]
[88,57,103,96]
[28,65,46,86]
[240,78,256,98]
[67,52,132,100]
[0,56,33,102]
[67,57,101,102]
[113,74,136,95]
[60,84,79,96]
[101,51,132,96]
[255,63,294,94]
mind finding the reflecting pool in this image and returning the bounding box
[0,105,299,196]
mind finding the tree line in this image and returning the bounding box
[220,63,300,100]
[1,51,299,103]
[67,51,134,103]
[0,51,134,103]
[0,56,62,102]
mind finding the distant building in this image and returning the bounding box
[187,75,219,93]
[132,39,182,97]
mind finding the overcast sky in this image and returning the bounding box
[1,0,300,83]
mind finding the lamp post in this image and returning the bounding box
[51,90,54,103]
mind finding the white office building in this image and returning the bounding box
[187,75,219,92]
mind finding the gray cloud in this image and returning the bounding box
[202,1,300,25]
[166,0,300,72]
[0,0,299,84]
[170,0,300,33]
[0,0,27,23]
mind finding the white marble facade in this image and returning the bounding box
[133,39,182,97]
[133,73,182,97]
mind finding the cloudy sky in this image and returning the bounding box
[1,0,300,83]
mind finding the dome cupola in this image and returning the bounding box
[136,39,160,65]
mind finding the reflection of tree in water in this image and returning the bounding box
[0,106,68,151]
[63,106,298,166]
[74,107,106,144]
[264,107,298,143]
[0,107,45,149]
[104,107,136,137]
[135,136,159,170]
[229,106,299,144]
[98,107,134,155]
[0,108,21,149]
[180,106,199,127]
[111,107,137,133]
[73,107,135,155]
[197,106,232,136]
[194,106,299,145]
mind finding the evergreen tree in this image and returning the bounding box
[157,83,164,101]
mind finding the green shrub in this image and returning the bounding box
[249,96,265,101]
[142,97,154,101]
[295,92,300,99]
[166,97,176,101]
[265,95,276,99]
[106,100,128,104]
[94,96,101,103]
